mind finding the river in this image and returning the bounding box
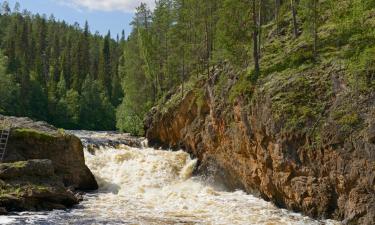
[0,132,340,225]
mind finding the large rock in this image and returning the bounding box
[0,159,55,179]
[0,115,98,190]
[145,63,375,225]
[0,160,79,212]
[0,115,98,213]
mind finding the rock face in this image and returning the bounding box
[0,115,98,213]
[0,159,79,212]
[145,64,375,225]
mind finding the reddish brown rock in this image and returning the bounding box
[145,64,375,224]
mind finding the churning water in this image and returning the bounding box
[0,137,340,225]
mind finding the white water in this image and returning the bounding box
[1,143,340,225]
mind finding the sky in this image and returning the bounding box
[3,0,156,38]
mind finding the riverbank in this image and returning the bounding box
[145,63,375,225]
[1,131,339,225]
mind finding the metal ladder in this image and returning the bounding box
[0,120,11,162]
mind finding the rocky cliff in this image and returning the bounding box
[0,115,98,213]
[145,63,375,225]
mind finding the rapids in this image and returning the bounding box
[0,134,340,225]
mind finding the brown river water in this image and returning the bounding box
[0,132,341,225]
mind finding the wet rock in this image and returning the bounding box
[0,207,7,215]
[0,115,98,213]
[70,130,145,151]
[0,159,80,212]
[0,115,98,190]
[0,160,54,179]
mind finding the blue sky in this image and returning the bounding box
[3,0,155,38]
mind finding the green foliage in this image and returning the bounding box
[268,67,332,133]
[116,100,144,136]
[80,78,116,130]
[214,0,252,66]
[347,46,375,91]
[0,4,123,130]
[1,0,374,136]
[229,72,253,103]
[55,89,81,129]
[0,51,20,115]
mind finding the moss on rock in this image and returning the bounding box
[12,128,57,142]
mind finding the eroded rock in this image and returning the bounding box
[145,64,375,224]
[0,115,98,213]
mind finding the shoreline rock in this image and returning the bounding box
[0,115,98,213]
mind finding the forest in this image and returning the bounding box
[0,0,374,134]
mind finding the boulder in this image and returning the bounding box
[0,115,98,213]
[0,115,98,190]
[0,160,79,212]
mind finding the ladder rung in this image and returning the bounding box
[0,120,10,162]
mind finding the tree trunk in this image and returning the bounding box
[275,0,280,35]
[313,0,318,59]
[182,47,185,98]
[205,16,210,78]
[258,0,263,58]
[291,0,299,38]
[253,0,260,78]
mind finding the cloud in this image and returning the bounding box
[57,0,156,13]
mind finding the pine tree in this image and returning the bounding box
[99,31,112,96]
[301,0,320,60]
[1,1,11,15]
[0,50,20,115]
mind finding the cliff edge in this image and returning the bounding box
[145,63,375,225]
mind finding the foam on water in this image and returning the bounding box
[0,143,341,225]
